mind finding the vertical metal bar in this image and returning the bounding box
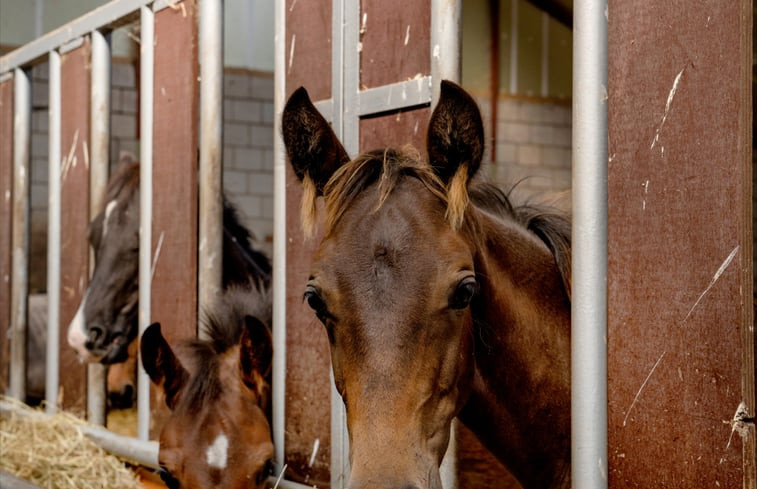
[9,67,30,402]
[198,0,224,339]
[137,4,154,441]
[571,0,608,487]
[541,12,549,98]
[430,0,462,104]
[339,0,359,155]
[509,0,518,95]
[272,0,287,472]
[430,2,462,486]
[88,28,111,425]
[46,50,61,414]
[329,1,354,486]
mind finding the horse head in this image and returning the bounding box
[283,81,488,489]
[140,289,274,489]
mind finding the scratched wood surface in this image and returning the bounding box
[59,42,91,413]
[607,1,754,487]
[359,0,430,89]
[284,0,334,483]
[0,79,12,394]
[149,0,199,437]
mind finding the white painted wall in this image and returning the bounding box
[0,0,274,72]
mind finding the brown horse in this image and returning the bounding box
[282,81,571,489]
[141,287,274,489]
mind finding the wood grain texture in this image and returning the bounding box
[59,42,91,413]
[0,79,13,394]
[607,1,754,487]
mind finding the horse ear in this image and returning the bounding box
[239,315,273,391]
[140,323,188,410]
[281,87,349,195]
[426,80,484,185]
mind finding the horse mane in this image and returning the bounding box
[469,182,572,300]
[105,157,140,204]
[181,286,272,409]
[319,147,572,299]
[103,156,272,288]
[223,198,273,286]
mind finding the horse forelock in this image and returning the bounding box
[105,159,140,205]
[179,287,272,409]
[310,146,451,236]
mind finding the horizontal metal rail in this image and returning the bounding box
[0,399,160,469]
[0,0,178,73]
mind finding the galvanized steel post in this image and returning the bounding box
[9,67,31,402]
[272,0,287,472]
[430,0,461,105]
[137,4,154,441]
[430,2,462,486]
[571,0,608,487]
[46,51,61,413]
[198,0,224,335]
[87,28,111,425]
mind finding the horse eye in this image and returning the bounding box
[303,285,327,315]
[450,277,478,309]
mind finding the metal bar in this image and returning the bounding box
[197,0,224,337]
[430,0,462,103]
[45,50,61,414]
[355,77,432,117]
[430,2,461,486]
[329,1,355,486]
[313,99,333,122]
[87,29,111,426]
[272,0,287,472]
[509,0,518,94]
[571,0,608,487]
[137,4,154,442]
[541,12,549,98]
[0,0,152,73]
[0,399,159,469]
[9,68,31,401]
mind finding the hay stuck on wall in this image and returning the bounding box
[0,397,141,489]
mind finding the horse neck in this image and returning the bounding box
[460,209,571,489]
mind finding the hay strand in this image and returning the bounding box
[0,396,141,489]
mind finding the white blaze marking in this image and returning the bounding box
[206,433,229,469]
[67,292,94,362]
[103,199,118,239]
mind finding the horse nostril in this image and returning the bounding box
[85,326,104,349]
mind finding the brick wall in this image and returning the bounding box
[477,96,572,204]
[26,62,275,291]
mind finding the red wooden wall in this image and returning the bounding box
[607,1,754,487]
[59,42,91,412]
[0,78,13,394]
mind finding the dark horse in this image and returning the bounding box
[66,156,271,367]
[141,287,274,489]
[282,81,571,489]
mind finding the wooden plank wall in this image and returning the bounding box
[151,0,198,344]
[0,78,13,394]
[284,0,334,483]
[149,0,199,433]
[59,42,92,413]
[607,1,754,487]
